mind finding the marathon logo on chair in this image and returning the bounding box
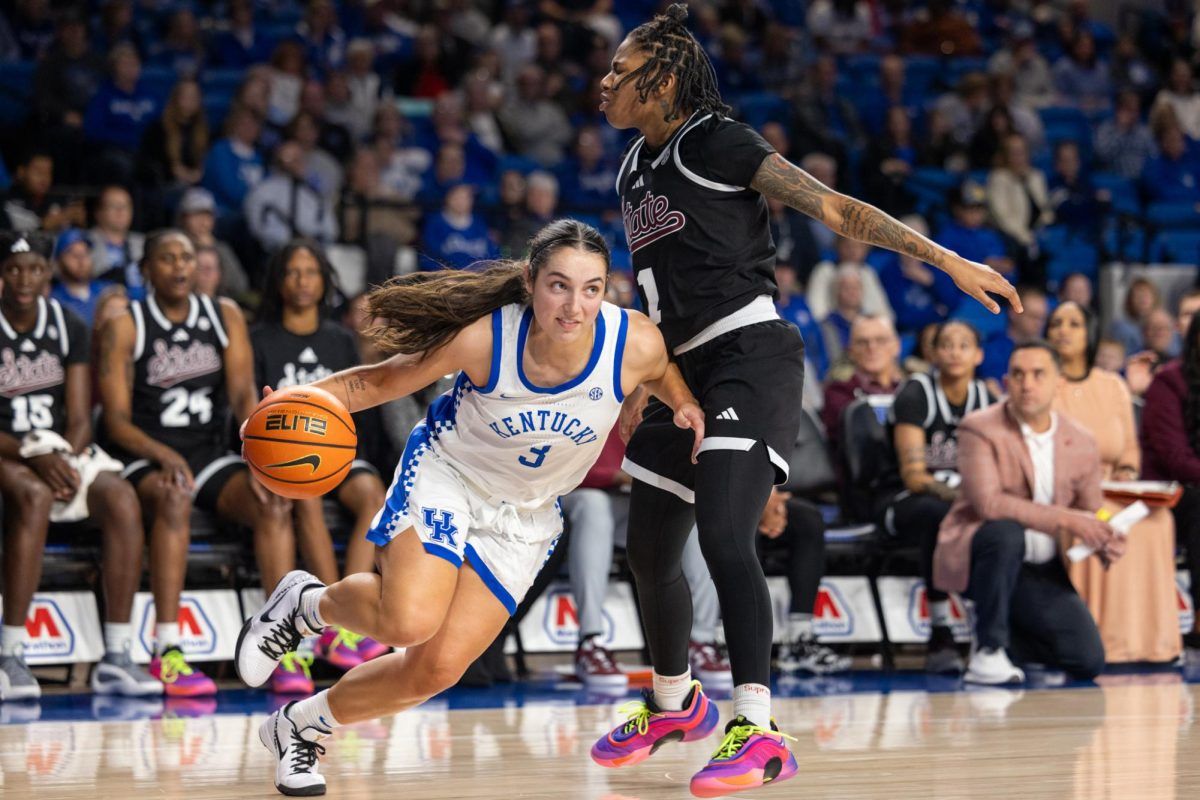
[905,583,972,640]
[876,576,972,644]
[516,580,645,653]
[0,591,104,664]
[539,585,614,647]
[1178,570,1195,634]
[129,589,243,664]
[766,576,882,643]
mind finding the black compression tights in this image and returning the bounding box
[626,447,776,687]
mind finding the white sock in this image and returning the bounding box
[299,586,328,634]
[651,669,692,711]
[788,613,813,642]
[733,683,772,729]
[929,600,952,628]
[1,625,25,656]
[104,622,133,655]
[156,622,181,653]
[290,690,340,733]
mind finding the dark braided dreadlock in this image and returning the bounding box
[623,3,730,123]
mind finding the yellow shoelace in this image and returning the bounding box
[280,651,314,678]
[333,628,364,651]
[159,649,195,683]
[617,700,657,735]
[710,722,797,761]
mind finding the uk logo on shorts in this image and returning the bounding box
[813,584,854,637]
[422,507,459,547]
[20,599,76,658]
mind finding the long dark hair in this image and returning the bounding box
[1183,312,1200,456]
[366,219,610,357]
[259,238,339,323]
[1046,300,1099,372]
[624,3,730,123]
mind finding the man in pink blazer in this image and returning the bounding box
[934,342,1124,684]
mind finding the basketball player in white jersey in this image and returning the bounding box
[235,219,704,796]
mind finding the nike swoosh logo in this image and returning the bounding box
[265,454,322,472]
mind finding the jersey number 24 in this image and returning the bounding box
[160,386,214,427]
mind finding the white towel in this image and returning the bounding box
[17,431,125,523]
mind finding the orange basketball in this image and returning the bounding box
[242,385,357,499]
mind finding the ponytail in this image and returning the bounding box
[365,218,610,358]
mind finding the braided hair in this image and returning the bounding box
[623,3,730,123]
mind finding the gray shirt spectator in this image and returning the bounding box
[497,65,573,167]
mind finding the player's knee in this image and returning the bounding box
[375,612,443,648]
[97,476,141,524]
[410,653,469,699]
[12,476,53,513]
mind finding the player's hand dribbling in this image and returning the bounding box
[27,453,80,501]
[941,252,1023,315]
[619,385,649,444]
[673,401,705,464]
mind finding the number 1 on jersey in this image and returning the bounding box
[637,270,662,323]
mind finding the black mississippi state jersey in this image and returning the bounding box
[250,320,359,390]
[616,112,778,351]
[0,297,87,435]
[129,293,230,451]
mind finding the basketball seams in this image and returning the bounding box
[247,458,353,486]
[242,435,358,450]
[254,395,357,437]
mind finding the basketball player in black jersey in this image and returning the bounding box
[0,233,159,702]
[97,231,298,696]
[590,6,1022,796]
[252,240,389,678]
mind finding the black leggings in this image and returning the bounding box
[884,492,951,602]
[757,498,826,615]
[627,447,776,687]
[1171,485,1200,616]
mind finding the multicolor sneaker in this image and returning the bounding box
[591,681,719,768]
[355,636,390,662]
[149,646,217,697]
[575,636,628,688]
[689,716,799,798]
[271,653,315,695]
[315,628,364,671]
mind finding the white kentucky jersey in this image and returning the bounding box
[426,301,629,510]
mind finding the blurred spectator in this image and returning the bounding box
[1151,59,1200,141]
[201,105,266,215]
[969,104,1017,170]
[93,0,138,55]
[857,54,921,136]
[759,23,805,96]
[776,262,828,380]
[1141,120,1200,205]
[497,65,573,167]
[935,72,991,147]
[1143,308,1179,361]
[533,22,585,106]
[977,285,1048,381]
[288,111,345,202]
[861,106,919,216]
[713,25,762,95]
[267,40,307,127]
[900,0,982,56]
[420,184,497,270]
[209,0,272,68]
[806,0,872,55]
[11,0,54,60]
[419,94,498,185]
[417,143,470,210]
[792,56,864,168]
[988,71,1046,154]
[917,107,969,172]
[501,170,558,256]
[1140,313,1200,650]
[83,44,159,183]
[298,79,354,164]
[539,0,622,47]
[768,192,821,288]
[1048,301,1180,664]
[0,150,72,233]
[822,315,904,452]
[987,133,1054,267]
[372,105,432,202]
[1110,34,1158,104]
[50,227,119,327]
[487,169,528,240]
[807,238,893,325]
[489,1,537,85]
[1093,90,1157,181]
[936,182,1015,290]
[1178,289,1200,338]
[557,127,617,215]
[819,264,866,369]
[877,215,955,334]
[988,22,1054,109]
[395,26,453,99]
[1109,277,1163,356]
[1057,271,1094,309]
[194,244,223,297]
[462,70,505,157]
[147,8,205,76]
[88,185,145,297]
[137,79,208,193]
[1047,141,1102,237]
[176,188,250,298]
[337,40,383,141]
[245,141,338,252]
[33,13,103,130]
[1094,337,1126,374]
[798,153,840,258]
[1052,31,1112,112]
[296,0,346,75]
[339,148,419,286]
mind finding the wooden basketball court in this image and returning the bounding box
[2,675,1197,799]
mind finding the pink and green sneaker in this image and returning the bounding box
[591,681,719,768]
[689,716,798,798]
[149,646,217,697]
[269,652,315,694]
[316,627,365,671]
[356,635,390,662]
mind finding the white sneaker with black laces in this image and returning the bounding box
[237,570,325,688]
[260,701,330,796]
[776,637,852,675]
[964,647,1025,685]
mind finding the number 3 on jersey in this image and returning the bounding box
[637,269,661,323]
[161,386,214,427]
[519,444,551,469]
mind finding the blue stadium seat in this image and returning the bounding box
[733,92,791,130]
[905,56,939,94]
[1103,225,1147,262]
[1091,172,1141,217]
[945,57,988,85]
[140,66,179,103]
[1041,226,1099,283]
[200,68,245,95]
[1149,231,1200,264]
[495,155,542,176]
[1147,201,1200,230]
[0,60,36,125]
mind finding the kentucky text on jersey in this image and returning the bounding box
[487,409,599,446]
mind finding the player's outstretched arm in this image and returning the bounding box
[313,314,495,413]
[749,153,1023,315]
[621,312,705,461]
